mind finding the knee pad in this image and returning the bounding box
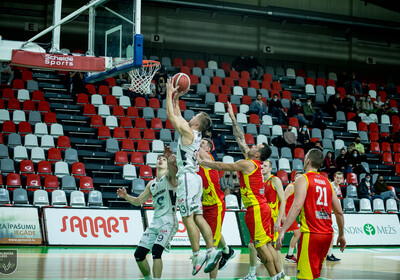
[134,246,149,262]
[152,244,165,259]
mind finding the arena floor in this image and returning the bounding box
[1,246,399,279]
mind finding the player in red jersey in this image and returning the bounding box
[276,149,346,280]
[283,171,302,263]
[198,102,282,280]
[198,138,237,280]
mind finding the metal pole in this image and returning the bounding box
[135,0,141,35]
[88,6,96,55]
[50,0,62,52]
[23,0,108,47]
[103,6,134,25]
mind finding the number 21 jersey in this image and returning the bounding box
[299,171,333,234]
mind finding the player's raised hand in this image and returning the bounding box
[164,145,174,159]
[337,235,346,252]
[166,77,179,99]
[117,187,127,199]
[275,231,284,251]
[227,102,236,120]
[174,87,190,101]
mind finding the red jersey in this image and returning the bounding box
[299,171,333,234]
[264,175,280,214]
[285,183,295,216]
[198,153,225,206]
[238,159,267,208]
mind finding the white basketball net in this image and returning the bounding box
[128,60,161,95]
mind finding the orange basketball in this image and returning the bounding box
[172,73,191,93]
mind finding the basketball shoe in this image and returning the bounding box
[190,252,207,275]
[204,248,222,273]
[218,247,237,270]
[326,254,341,261]
[240,273,257,280]
[285,254,297,263]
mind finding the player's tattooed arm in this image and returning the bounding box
[228,102,249,157]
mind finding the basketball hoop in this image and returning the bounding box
[128,60,161,95]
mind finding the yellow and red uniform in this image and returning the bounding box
[285,183,300,232]
[198,153,225,246]
[264,174,281,243]
[238,159,272,248]
[297,171,334,280]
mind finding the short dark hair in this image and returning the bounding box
[198,112,212,132]
[259,143,272,161]
[306,148,324,169]
[157,154,167,160]
[257,93,262,96]
[202,138,213,151]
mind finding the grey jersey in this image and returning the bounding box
[176,129,202,176]
[150,175,177,218]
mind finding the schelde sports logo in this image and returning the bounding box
[0,250,17,275]
[60,216,130,238]
[364,224,376,235]
[44,54,74,66]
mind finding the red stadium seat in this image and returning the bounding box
[261,81,271,91]
[12,79,24,89]
[173,58,183,68]
[306,77,315,86]
[137,139,150,152]
[290,170,297,182]
[32,90,45,103]
[296,69,306,78]
[369,132,379,142]
[2,121,16,135]
[250,80,260,89]
[218,94,228,103]
[0,99,4,109]
[128,128,141,140]
[151,118,163,130]
[277,170,289,185]
[44,175,59,192]
[249,114,260,125]
[21,70,32,81]
[180,66,190,76]
[90,115,104,128]
[105,77,116,87]
[20,159,35,176]
[44,112,57,125]
[294,148,305,160]
[135,118,147,130]
[242,95,252,105]
[272,81,282,91]
[105,95,117,106]
[22,100,36,112]
[393,143,400,153]
[189,75,199,85]
[0,133,2,144]
[112,106,125,118]
[369,123,379,133]
[209,85,220,94]
[165,119,174,130]
[396,164,400,176]
[2,88,14,100]
[113,127,126,140]
[79,176,94,193]
[224,77,234,87]
[381,142,391,153]
[98,126,111,140]
[121,139,135,152]
[85,84,96,95]
[185,59,195,68]
[18,121,32,136]
[57,136,70,151]
[282,90,292,100]
[120,117,133,129]
[230,71,239,80]
[149,98,160,109]
[127,107,139,119]
[140,165,153,181]
[131,152,144,166]
[370,142,380,154]
[346,172,358,185]
[230,104,238,114]
[7,98,20,111]
[26,174,41,192]
[83,104,96,116]
[221,62,231,72]
[221,85,231,95]
[196,60,206,69]
[263,73,272,84]
[212,76,223,86]
[389,100,398,109]
[6,173,22,191]
[383,152,394,165]
[289,117,299,129]
[135,97,147,108]
[327,79,335,87]
[115,151,128,166]
[358,122,368,132]
[37,161,52,177]
[143,129,156,141]
[347,112,356,121]
[38,101,50,114]
[48,148,62,163]
[179,100,187,111]
[241,71,250,80]
[72,162,86,177]
[316,78,326,87]
[244,134,255,145]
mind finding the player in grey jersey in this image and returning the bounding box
[166,77,222,277]
[117,147,178,280]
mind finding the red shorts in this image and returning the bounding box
[245,203,273,248]
[287,220,300,232]
[297,232,332,279]
[203,202,226,246]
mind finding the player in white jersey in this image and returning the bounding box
[117,147,178,280]
[166,77,222,277]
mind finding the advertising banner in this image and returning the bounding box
[11,50,106,72]
[0,207,42,245]
[146,210,242,246]
[44,208,143,245]
[332,214,400,245]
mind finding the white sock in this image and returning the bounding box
[193,250,200,257]
[144,276,152,280]
[249,266,256,275]
[328,248,333,256]
[281,268,285,274]
[288,246,295,255]
[207,247,215,254]
[222,245,230,254]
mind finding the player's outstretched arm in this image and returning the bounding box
[227,102,249,158]
[166,78,193,142]
[332,190,346,252]
[197,155,254,174]
[273,177,286,231]
[276,175,307,250]
[116,183,152,207]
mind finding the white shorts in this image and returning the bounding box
[177,172,203,217]
[138,214,178,251]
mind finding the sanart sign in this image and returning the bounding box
[332,214,400,245]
